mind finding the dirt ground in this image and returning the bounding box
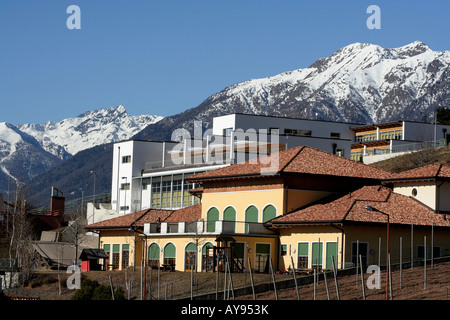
[3,260,450,300]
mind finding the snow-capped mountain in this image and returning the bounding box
[18,105,163,159]
[0,122,62,194]
[135,41,450,141]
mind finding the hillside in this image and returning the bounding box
[369,146,450,173]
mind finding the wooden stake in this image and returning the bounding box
[331,255,340,300]
[291,256,300,300]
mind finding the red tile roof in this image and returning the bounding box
[187,146,392,182]
[270,185,450,228]
[85,205,203,230]
[164,204,202,223]
[386,163,450,181]
[85,208,175,230]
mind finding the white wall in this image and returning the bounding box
[403,121,450,142]
[213,114,356,140]
[111,140,175,214]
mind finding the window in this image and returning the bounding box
[223,206,236,233]
[202,243,214,272]
[418,245,441,259]
[255,243,270,273]
[171,177,182,208]
[326,242,338,269]
[335,149,344,157]
[231,242,245,272]
[284,128,312,137]
[312,242,323,270]
[263,205,276,222]
[411,188,418,197]
[280,244,287,256]
[122,244,129,269]
[245,206,258,234]
[103,244,110,270]
[112,244,120,270]
[330,132,340,139]
[161,180,172,208]
[206,207,219,232]
[185,243,197,271]
[297,243,308,269]
[122,155,131,163]
[164,243,176,269]
[148,243,160,268]
[151,181,161,208]
[119,206,129,211]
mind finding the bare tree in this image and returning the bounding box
[7,184,35,286]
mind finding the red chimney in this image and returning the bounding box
[50,187,65,217]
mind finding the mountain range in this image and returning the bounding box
[2,40,449,207]
[134,41,450,141]
[0,106,162,199]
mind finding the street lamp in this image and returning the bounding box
[129,226,148,300]
[365,205,390,300]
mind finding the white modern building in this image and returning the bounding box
[107,113,357,219]
[350,120,450,163]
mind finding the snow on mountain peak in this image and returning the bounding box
[17,105,164,158]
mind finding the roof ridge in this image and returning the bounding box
[279,146,306,173]
[436,163,443,177]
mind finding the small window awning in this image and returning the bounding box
[215,236,235,243]
[79,249,108,261]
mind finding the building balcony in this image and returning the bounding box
[143,220,277,237]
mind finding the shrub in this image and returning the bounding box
[71,279,125,300]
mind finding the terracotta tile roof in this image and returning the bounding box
[187,146,392,182]
[85,208,175,230]
[386,163,450,181]
[85,204,203,230]
[164,204,202,223]
[270,185,450,228]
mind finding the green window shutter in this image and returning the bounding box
[326,242,338,269]
[148,243,160,260]
[103,244,110,252]
[312,242,323,265]
[113,244,120,253]
[223,206,236,221]
[122,244,129,251]
[263,205,277,222]
[298,243,308,256]
[207,207,219,232]
[223,206,236,232]
[185,243,197,252]
[164,243,176,259]
[256,243,270,255]
[245,206,258,233]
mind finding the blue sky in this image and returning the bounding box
[1,0,449,125]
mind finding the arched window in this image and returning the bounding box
[223,206,236,232]
[206,207,219,232]
[148,243,160,268]
[202,242,214,272]
[185,242,197,271]
[164,243,176,270]
[263,205,277,222]
[245,205,259,234]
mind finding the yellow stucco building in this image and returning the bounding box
[85,146,450,275]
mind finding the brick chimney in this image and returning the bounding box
[50,187,65,217]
